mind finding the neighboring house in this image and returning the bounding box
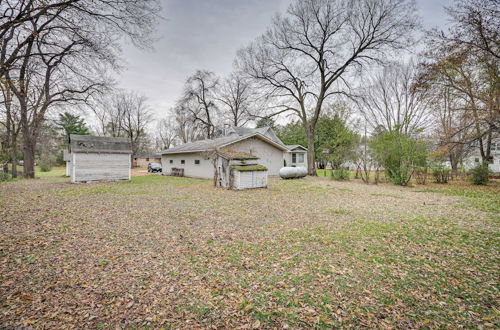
[284,145,308,168]
[161,127,294,178]
[67,135,132,183]
[133,152,161,167]
[463,138,500,173]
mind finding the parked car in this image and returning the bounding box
[148,162,162,173]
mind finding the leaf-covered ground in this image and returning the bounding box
[1,170,499,328]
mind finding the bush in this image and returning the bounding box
[39,164,52,172]
[469,164,489,185]
[432,167,450,184]
[414,166,428,185]
[370,130,428,186]
[331,167,350,180]
[0,171,9,182]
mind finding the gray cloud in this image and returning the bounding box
[115,0,454,117]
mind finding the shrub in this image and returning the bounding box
[0,171,9,182]
[414,166,428,185]
[469,164,489,185]
[432,167,450,184]
[39,164,52,172]
[370,130,428,186]
[331,167,350,180]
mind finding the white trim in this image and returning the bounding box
[286,145,308,152]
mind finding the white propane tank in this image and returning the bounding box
[279,166,307,179]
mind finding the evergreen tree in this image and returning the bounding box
[55,112,91,144]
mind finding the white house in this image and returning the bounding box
[161,127,307,179]
[284,145,308,168]
[229,127,308,169]
[68,135,132,183]
[463,138,500,173]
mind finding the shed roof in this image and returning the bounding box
[69,135,132,154]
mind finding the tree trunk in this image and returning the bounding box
[449,154,459,180]
[11,154,17,178]
[23,134,36,178]
[306,127,316,176]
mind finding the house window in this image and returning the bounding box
[169,159,173,164]
[488,159,494,164]
[194,160,200,165]
[475,158,479,163]
[292,153,304,163]
[181,160,185,164]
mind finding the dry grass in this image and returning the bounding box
[0,172,498,328]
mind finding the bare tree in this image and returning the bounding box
[441,0,499,60]
[156,116,177,150]
[179,70,220,139]
[0,0,160,177]
[217,72,256,127]
[0,0,77,79]
[430,86,474,175]
[421,0,499,163]
[357,61,432,135]
[173,103,203,144]
[237,0,418,175]
[5,22,107,177]
[0,0,159,79]
[110,91,153,159]
[0,82,21,177]
[91,94,122,137]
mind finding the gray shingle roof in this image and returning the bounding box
[69,135,132,154]
[162,132,288,154]
[161,134,242,154]
[286,144,307,152]
[230,126,287,147]
[231,126,268,136]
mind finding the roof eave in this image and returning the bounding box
[218,133,289,151]
[162,149,213,155]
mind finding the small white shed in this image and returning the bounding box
[214,150,268,190]
[68,135,132,183]
[63,150,71,177]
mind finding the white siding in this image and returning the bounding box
[233,170,267,190]
[285,151,307,169]
[71,153,130,183]
[223,137,284,176]
[65,161,71,177]
[161,152,213,179]
[464,155,500,173]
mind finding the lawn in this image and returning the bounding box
[0,171,498,328]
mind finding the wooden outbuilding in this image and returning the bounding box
[214,149,268,190]
[68,135,132,183]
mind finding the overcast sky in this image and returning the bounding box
[116,0,454,118]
